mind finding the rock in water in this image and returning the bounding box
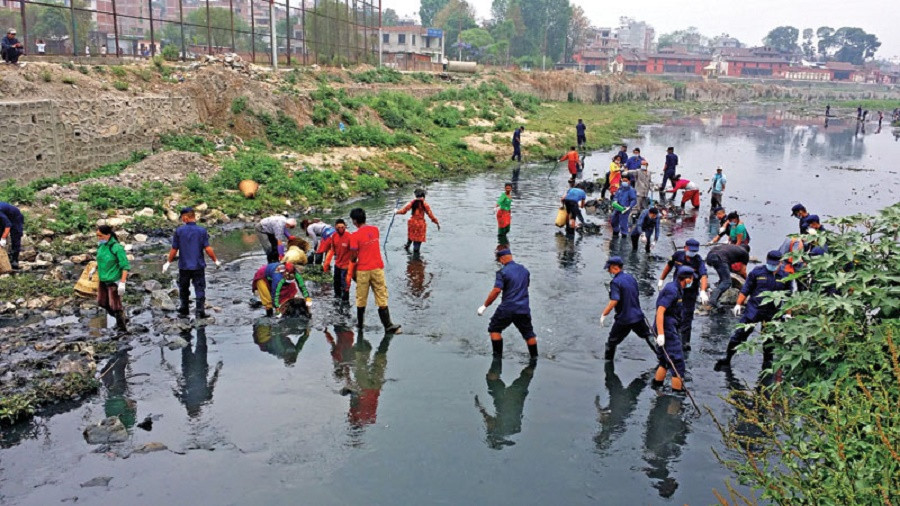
[166,336,189,350]
[134,442,168,454]
[81,476,113,488]
[151,290,176,311]
[143,280,163,293]
[83,417,128,444]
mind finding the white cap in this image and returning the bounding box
[8,28,16,34]
[285,218,297,227]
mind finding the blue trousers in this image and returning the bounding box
[512,143,521,162]
[656,322,685,377]
[178,269,206,301]
[680,293,698,344]
[707,257,732,307]
[333,266,349,301]
[661,170,677,191]
[610,210,631,234]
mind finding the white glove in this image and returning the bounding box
[600,314,608,327]
[651,241,656,248]
[657,279,664,291]
[699,290,710,305]
[477,305,487,316]
[305,298,312,308]
[808,228,818,236]
[88,267,96,280]
[640,235,647,243]
[162,261,171,273]
[117,282,126,296]
[783,313,793,320]
[656,334,665,347]
[732,304,743,317]
[275,312,283,319]
[215,260,222,269]
[0,238,6,248]
[718,226,726,234]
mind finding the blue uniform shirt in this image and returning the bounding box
[171,222,210,270]
[613,150,628,162]
[664,153,678,172]
[512,128,522,144]
[0,202,24,229]
[624,155,644,170]
[614,185,637,208]
[630,209,660,240]
[799,215,812,234]
[576,123,586,135]
[564,188,587,202]
[609,271,643,324]
[494,261,530,315]
[712,173,726,192]
[667,251,707,293]
[740,265,789,320]
[656,281,684,333]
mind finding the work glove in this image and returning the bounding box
[657,279,664,291]
[808,228,818,236]
[783,313,793,320]
[600,314,607,327]
[732,304,743,317]
[477,305,487,316]
[0,238,6,248]
[88,267,96,280]
[305,297,312,308]
[275,312,283,319]
[117,282,126,296]
[699,290,710,305]
[718,226,726,234]
[162,261,171,273]
[656,333,665,347]
[640,235,647,243]
[651,241,657,248]
[215,260,222,269]
[705,241,716,246]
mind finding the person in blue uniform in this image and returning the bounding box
[652,267,695,391]
[791,203,812,234]
[477,248,537,359]
[630,207,660,252]
[162,207,222,319]
[661,147,678,193]
[714,250,792,371]
[610,175,637,237]
[576,119,587,149]
[600,256,654,360]
[656,239,708,351]
[561,179,587,228]
[624,147,645,170]
[0,201,24,270]
[511,126,524,162]
[705,244,750,307]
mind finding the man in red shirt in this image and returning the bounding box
[559,146,580,181]
[346,208,402,333]
[319,218,353,303]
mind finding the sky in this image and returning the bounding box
[382,0,900,60]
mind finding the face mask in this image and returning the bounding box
[621,182,629,188]
[730,221,738,227]
[98,240,108,246]
[686,250,696,257]
[684,280,693,289]
[766,264,778,272]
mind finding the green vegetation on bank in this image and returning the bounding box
[714,203,900,503]
[833,99,900,111]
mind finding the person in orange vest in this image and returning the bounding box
[559,146,580,181]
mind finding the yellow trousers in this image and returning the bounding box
[255,279,273,309]
[356,268,388,308]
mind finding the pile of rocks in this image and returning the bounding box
[186,53,267,78]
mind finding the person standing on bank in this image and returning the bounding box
[576,119,587,150]
[652,267,694,392]
[709,167,726,209]
[657,239,708,350]
[255,215,297,264]
[477,248,538,359]
[396,189,440,253]
[599,256,654,360]
[91,225,130,332]
[163,207,221,319]
[346,208,401,334]
[511,125,524,162]
[661,147,679,194]
[0,201,24,270]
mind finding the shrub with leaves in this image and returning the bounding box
[714,203,900,504]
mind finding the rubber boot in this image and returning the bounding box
[604,343,616,361]
[714,341,738,371]
[671,376,683,391]
[9,249,19,270]
[196,297,208,319]
[114,310,128,332]
[265,308,274,317]
[527,342,538,358]
[491,339,503,358]
[178,296,190,318]
[404,240,411,252]
[378,307,402,334]
[356,306,366,330]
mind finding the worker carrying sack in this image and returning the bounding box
[555,207,567,227]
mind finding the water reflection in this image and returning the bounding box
[405,256,433,301]
[594,362,649,455]
[554,232,580,269]
[642,394,691,498]
[165,328,223,419]
[325,325,355,380]
[101,350,136,429]
[474,358,536,449]
[345,331,395,442]
[252,322,312,366]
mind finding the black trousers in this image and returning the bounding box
[178,269,206,301]
[606,318,654,356]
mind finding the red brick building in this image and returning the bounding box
[613,51,647,73]
[723,55,790,77]
[645,52,710,74]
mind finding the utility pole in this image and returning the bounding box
[270,0,277,69]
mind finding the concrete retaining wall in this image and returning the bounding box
[0,96,198,183]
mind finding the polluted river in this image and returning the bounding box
[1,106,898,504]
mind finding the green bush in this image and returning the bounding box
[355,174,387,194]
[78,182,166,210]
[714,204,900,503]
[92,65,105,74]
[40,70,51,82]
[231,96,248,115]
[159,133,216,155]
[77,65,89,75]
[311,104,331,125]
[161,44,180,61]
[351,67,402,84]
[46,201,93,234]
[113,81,128,91]
[431,105,462,128]
[0,183,36,205]
[110,66,127,78]
[62,62,74,70]
[61,77,75,85]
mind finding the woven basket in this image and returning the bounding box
[74,261,100,297]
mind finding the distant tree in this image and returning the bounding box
[490,0,509,23]
[763,25,800,53]
[830,27,880,64]
[458,28,494,61]
[565,5,590,62]
[801,28,816,60]
[816,26,834,58]
[382,8,400,27]
[658,27,708,52]
[433,0,477,57]
[420,0,450,27]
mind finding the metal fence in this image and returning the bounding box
[0,0,380,66]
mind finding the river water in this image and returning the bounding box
[1,107,898,505]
